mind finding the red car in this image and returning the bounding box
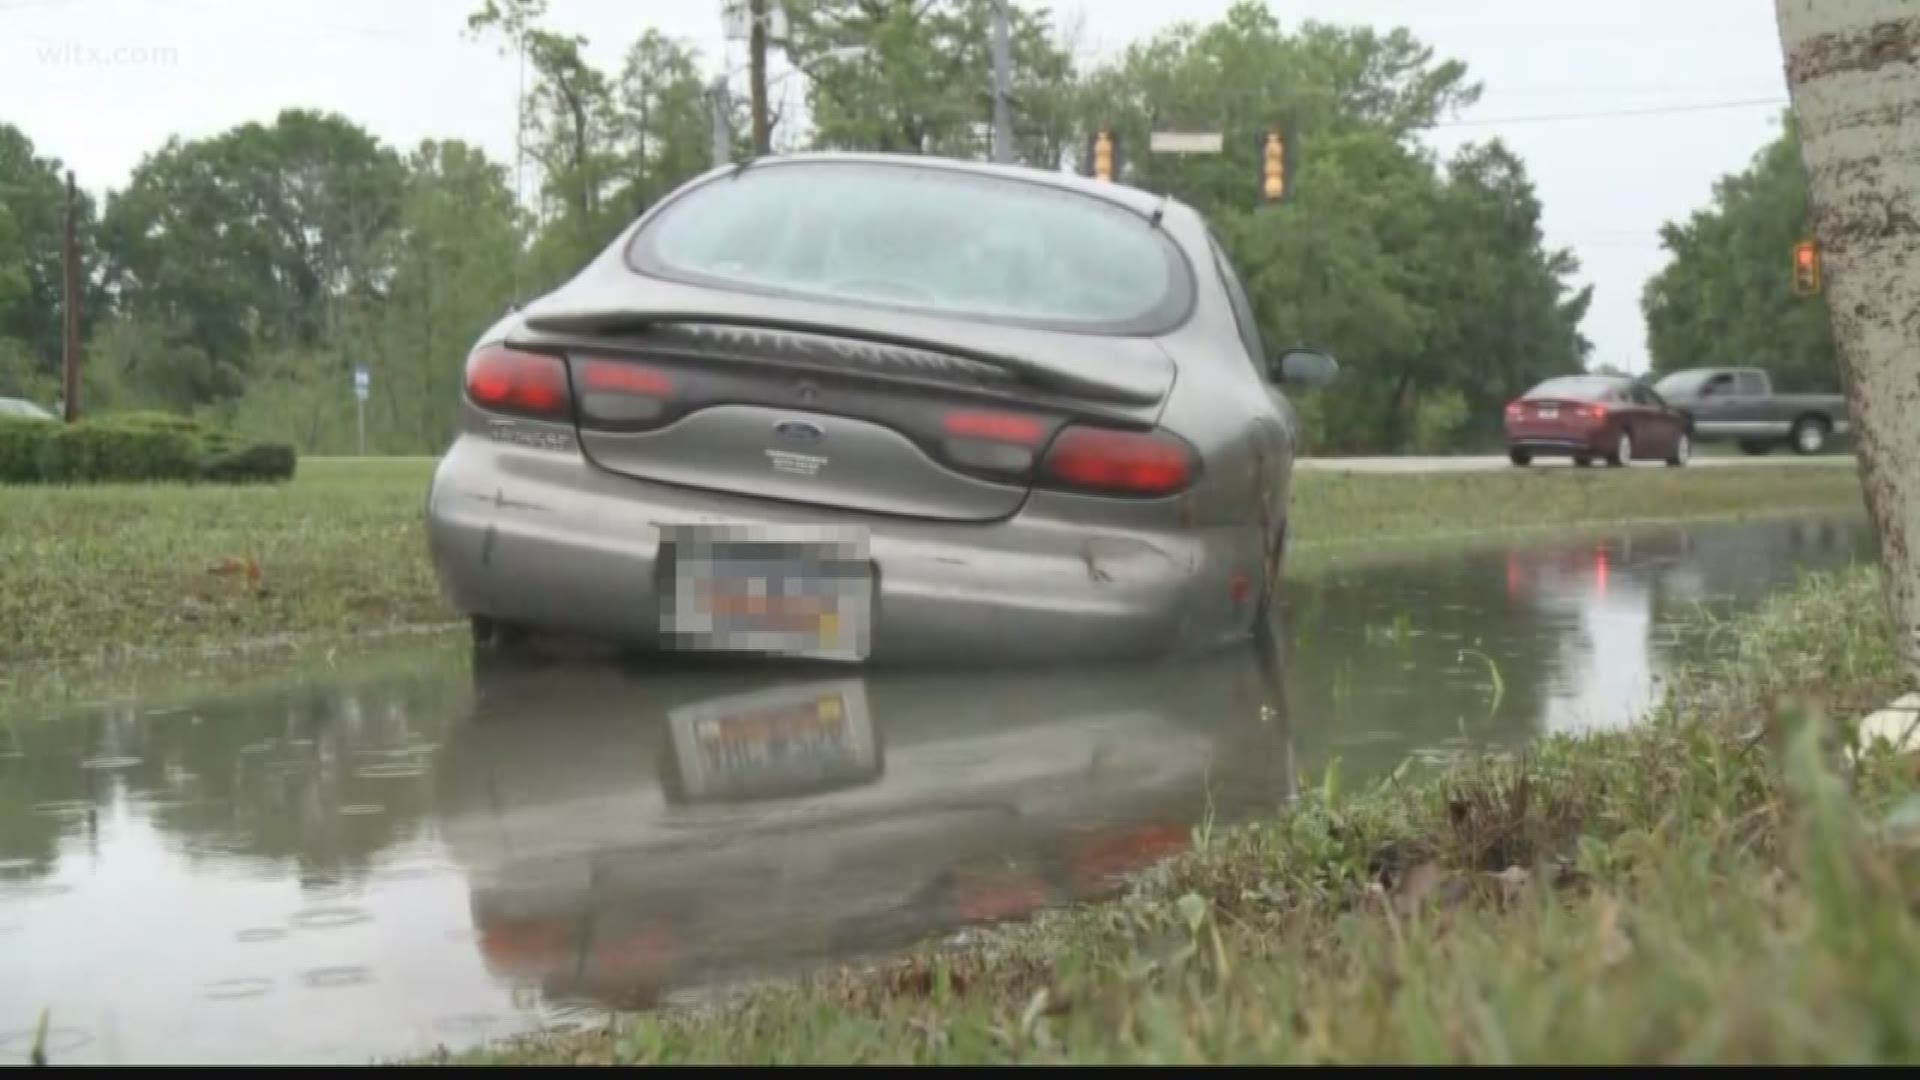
[1503,375,1690,468]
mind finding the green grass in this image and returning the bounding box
[443,566,1919,1065]
[0,458,446,727]
[0,458,444,666]
[1286,464,1864,571]
[0,456,1868,726]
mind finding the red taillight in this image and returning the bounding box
[941,408,1048,477]
[477,918,573,978]
[943,409,1045,445]
[465,345,570,418]
[1039,426,1196,497]
[578,358,672,397]
[1577,404,1608,421]
[589,926,679,979]
[1504,402,1523,419]
[954,874,1052,923]
[1070,824,1191,892]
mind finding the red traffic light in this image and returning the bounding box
[1791,239,1821,296]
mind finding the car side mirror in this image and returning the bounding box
[1271,348,1339,388]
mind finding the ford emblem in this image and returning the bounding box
[774,419,825,444]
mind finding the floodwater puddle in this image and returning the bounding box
[0,515,1873,1063]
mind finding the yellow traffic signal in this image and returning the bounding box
[1261,128,1288,203]
[1792,239,1821,296]
[1090,128,1116,182]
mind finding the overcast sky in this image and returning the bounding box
[1,0,1793,373]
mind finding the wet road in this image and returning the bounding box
[0,514,1874,1063]
[1296,453,1855,474]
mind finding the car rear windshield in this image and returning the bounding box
[626,161,1193,335]
[1523,376,1625,402]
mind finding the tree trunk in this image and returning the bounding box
[1776,0,1920,684]
[553,70,593,218]
[989,0,1013,164]
[1384,370,1414,451]
[636,89,650,210]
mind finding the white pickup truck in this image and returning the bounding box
[1650,367,1849,455]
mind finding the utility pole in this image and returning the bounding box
[748,0,771,155]
[60,170,79,423]
[1775,0,1920,684]
[990,0,1013,164]
[708,76,733,169]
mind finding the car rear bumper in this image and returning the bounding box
[424,438,1262,665]
[1506,433,1607,455]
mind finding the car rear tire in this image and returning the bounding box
[1509,449,1532,467]
[1666,432,1691,468]
[1739,439,1774,456]
[1791,416,1829,456]
[1574,454,1594,468]
[1606,430,1633,468]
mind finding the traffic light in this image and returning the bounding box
[1259,127,1291,204]
[1792,239,1821,296]
[1088,128,1117,182]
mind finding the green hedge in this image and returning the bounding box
[0,414,297,485]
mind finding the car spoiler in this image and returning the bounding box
[516,284,1176,408]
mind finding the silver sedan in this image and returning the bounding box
[425,153,1336,665]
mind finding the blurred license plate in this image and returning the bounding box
[657,527,872,662]
[1536,406,1559,420]
[666,680,878,803]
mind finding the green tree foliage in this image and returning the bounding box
[468,2,712,293]
[1425,142,1594,442]
[365,140,525,449]
[97,110,406,402]
[1642,117,1838,392]
[1083,3,1589,450]
[782,0,1078,164]
[28,0,1591,456]
[616,31,717,213]
[1078,8,1479,200]
[222,138,525,454]
[0,124,100,399]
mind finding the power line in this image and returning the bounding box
[1438,96,1788,129]
[1481,81,1785,97]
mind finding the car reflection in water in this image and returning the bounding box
[1496,518,1874,734]
[433,638,1295,1011]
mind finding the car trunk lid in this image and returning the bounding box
[1510,397,1606,435]
[508,309,1174,523]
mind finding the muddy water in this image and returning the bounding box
[0,515,1872,1063]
